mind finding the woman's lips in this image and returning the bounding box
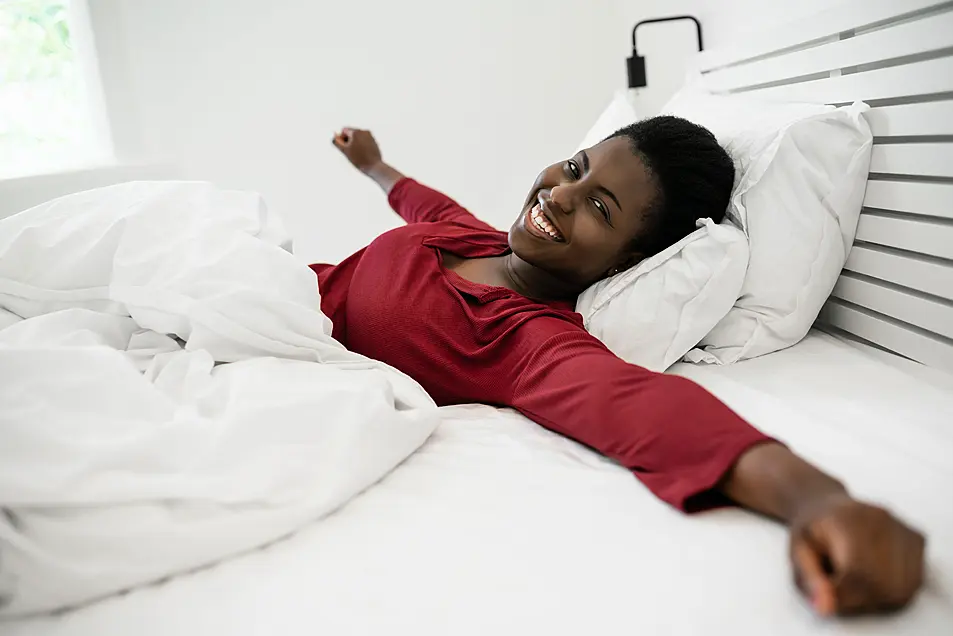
[524,204,564,242]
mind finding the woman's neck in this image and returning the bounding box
[497,253,580,302]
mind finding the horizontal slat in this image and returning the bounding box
[746,56,953,104]
[845,244,953,300]
[855,213,953,259]
[703,11,953,92]
[819,300,953,372]
[697,0,947,71]
[863,180,953,220]
[831,274,953,338]
[869,143,953,178]
[866,101,953,136]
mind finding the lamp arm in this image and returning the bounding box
[631,15,703,54]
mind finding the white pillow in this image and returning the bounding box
[662,85,873,364]
[578,219,748,372]
[574,89,749,372]
[575,89,643,151]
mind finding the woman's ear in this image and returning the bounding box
[607,251,644,277]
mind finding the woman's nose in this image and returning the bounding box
[550,185,575,214]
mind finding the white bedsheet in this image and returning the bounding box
[0,182,437,617]
[5,330,951,635]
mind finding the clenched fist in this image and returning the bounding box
[790,495,926,616]
[332,128,383,173]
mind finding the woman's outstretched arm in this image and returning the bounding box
[331,127,492,228]
[509,320,925,617]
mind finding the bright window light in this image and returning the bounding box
[0,0,112,178]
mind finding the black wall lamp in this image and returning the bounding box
[627,15,703,88]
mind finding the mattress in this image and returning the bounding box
[5,330,953,635]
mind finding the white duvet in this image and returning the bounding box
[0,182,438,617]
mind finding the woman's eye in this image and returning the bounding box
[566,160,581,179]
[591,198,610,221]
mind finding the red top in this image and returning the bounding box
[311,178,771,512]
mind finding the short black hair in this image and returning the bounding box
[608,115,734,256]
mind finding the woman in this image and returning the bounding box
[314,117,925,617]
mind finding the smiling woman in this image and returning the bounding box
[507,137,655,292]
[505,117,735,295]
[0,0,111,178]
[311,124,926,618]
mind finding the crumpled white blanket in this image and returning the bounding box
[0,181,438,617]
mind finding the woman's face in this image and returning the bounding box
[508,136,658,290]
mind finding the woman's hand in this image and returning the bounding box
[331,128,405,194]
[720,442,926,617]
[332,128,383,173]
[790,495,926,616]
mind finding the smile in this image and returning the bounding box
[525,204,564,242]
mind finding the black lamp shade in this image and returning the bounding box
[626,54,647,89]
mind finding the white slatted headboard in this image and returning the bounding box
[696,0,953,373]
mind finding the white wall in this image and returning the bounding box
[610,0,843,117]
[88,0,626,263]
[78,0,838,263]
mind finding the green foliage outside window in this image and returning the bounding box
[0,0,104,177]
[0,0,73,83]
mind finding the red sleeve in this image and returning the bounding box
[509,323,774,512]
[308,246,368,346]
[388,178,496,230]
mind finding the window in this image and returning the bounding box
[0,0,112,178]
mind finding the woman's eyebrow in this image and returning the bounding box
[599,186,622,212]
[580,150,622,211]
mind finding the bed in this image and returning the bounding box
[5,330,952,636]
[4,0,953,634]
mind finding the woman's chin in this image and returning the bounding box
[507,218,536,255]
[507,225,553,270]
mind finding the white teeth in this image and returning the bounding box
[531,208,562,240]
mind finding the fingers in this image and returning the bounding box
[817,513,866,614]
[791,536,837,616]
[856,523,926,613]
[331,127,357,149]
[793,501,927,617]
[829,508,925,614]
